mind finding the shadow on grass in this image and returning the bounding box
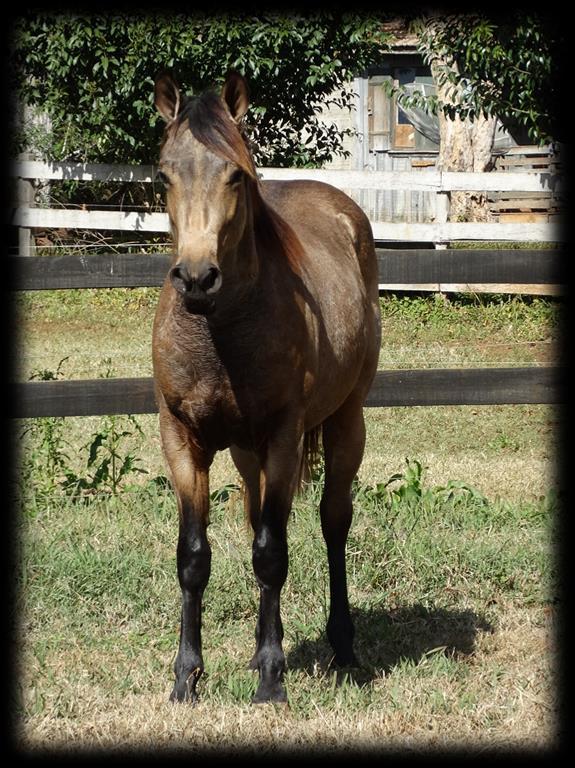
[286,604,494,686]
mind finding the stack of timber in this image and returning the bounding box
[489,145,563,223]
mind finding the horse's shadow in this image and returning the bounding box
[286,603,493,686]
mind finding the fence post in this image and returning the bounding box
[435,188,451,248]
[17,152,34,257]
[434,187,451,297]
[435,190,450,224]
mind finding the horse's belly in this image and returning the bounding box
[303,282,379,428]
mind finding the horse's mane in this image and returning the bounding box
[176,91,258,179]
[171,90,303,273]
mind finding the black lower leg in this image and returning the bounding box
[325,542,356,666]
[170,527,211,703]
[251,522,288,703]
[321,494,357,667]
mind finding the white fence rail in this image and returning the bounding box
[11,160,563,258]
[13,205,557,244]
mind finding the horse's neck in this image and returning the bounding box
[211,190,282,320]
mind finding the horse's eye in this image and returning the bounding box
[156,170,170,186]
[227,169,244,186]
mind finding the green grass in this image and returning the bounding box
[14,289,562,380]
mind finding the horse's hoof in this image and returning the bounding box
[169,687,186,703]
[169,678,199,704]
[333,651,359,668]
[252,683,288,705]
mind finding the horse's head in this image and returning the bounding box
[154,71,257,315]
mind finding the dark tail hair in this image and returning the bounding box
[297,425,323,492]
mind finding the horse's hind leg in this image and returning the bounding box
[229,444,262,531]
[320,395,366,667]
[229,445,263,670]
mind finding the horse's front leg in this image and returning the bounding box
[251,423,303,704]
[172,478,211,704]
[159,407,212,703]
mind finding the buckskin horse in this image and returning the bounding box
[152,71,381,704]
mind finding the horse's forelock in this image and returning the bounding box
[174,91,257,179]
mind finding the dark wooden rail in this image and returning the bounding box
[11,248,564,290]
[12,367,564,419]
[11,246,564,418]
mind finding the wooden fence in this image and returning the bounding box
[13,160,564,250]
[10,161,565,418]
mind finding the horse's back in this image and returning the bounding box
[261,179,376,281]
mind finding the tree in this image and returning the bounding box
[413,16,500,222]
[10,12,390,167]
[412,13,565,146]
[389,13,565,221]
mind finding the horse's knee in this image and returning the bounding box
[252,525,288,588]
[177,532,211,592]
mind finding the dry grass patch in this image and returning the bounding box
[17,604,555,753]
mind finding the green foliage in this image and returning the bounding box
[352,458,489,520]
[11,12,390,166]
[61,413,149,497]
[20,358,149,499]
[410,14,564,145]
[21,358,73,496]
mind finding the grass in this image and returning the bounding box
[11,289,563,754]
[14,289,562,380]
[13,471,558,753]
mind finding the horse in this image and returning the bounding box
[152,70,381,704]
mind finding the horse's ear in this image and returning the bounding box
[221,71,250,123]
[154,71,181,123]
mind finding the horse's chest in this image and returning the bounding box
[154,307,298,451]
[159,339,271,452]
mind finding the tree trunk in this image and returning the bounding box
[428,26,497,222]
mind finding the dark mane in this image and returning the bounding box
[176,91,257,179]
[253,197,305,275]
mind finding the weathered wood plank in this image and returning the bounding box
[364,366,564,407]
[12,161,561,193]
[12,366,565,418]
[375,248,564,285]
[9,206,564,242]
[13,377,158,418]
[11,160,158,183]
[10,248,564,291]
[12,252,172,290]
[378,284,564,296]
[434,283,564,296]
[370,220,561,242]
[260,169,561,193]
[12,206,170,233]
[9,249,564,291]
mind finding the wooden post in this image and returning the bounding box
[434,189,451,297]
[435,189,450,224]
[17,152,34,257]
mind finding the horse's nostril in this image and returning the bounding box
[198,266,222,294]
[169,263,192,293]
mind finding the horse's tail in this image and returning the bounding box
[296,425,323,492]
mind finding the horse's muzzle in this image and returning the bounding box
[170,262,222,315]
